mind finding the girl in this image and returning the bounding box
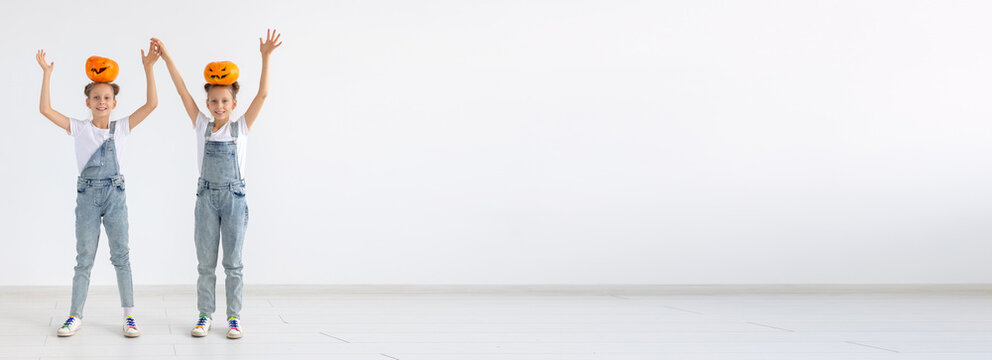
[36,42,159,338]
[152,29,281,339]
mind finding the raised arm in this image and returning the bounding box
[152,38,199,126]
[36,50,70,132]
[129,41,160,130]
[244,29,282,129]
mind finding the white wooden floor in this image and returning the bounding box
[2,285,992,359]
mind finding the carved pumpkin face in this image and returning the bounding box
[85,56,119,83]
[204,61,239,86]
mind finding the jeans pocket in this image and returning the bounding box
[111,176,125,191]
[231,185,246,198]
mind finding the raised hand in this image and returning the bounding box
[259,29,282,57]
[131,41,160,130]
[37,49,69,131]
[150,38,171,61]
[141,40,160,68]
[245,29,281,129]
[151,36,199,125]
[36,50,53,73]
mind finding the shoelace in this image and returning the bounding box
[228,318,240,330]
[61,316,77,328]
[125,317,137,329]
[195,316,209,328]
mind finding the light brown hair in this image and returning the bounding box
[84,82,120,97]
[204,81,240,99]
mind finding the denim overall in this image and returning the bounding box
[195,120,248,319]
[71,120,134,318]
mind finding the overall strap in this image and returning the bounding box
[230,120,241,180]
[108,120,117,136]
[204,121,214,144]
[204,120,239,142]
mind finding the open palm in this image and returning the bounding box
[260,29,282,56]
[36,50,53,72]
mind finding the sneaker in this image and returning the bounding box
[56,316,81,337]
[226,317,242,339]
[190,316,211,337]
[123,316,141,338]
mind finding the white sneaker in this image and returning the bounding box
[191,316,211,337]
[226,317,243,339]
[56,316,81,337]
[123,316,141,338]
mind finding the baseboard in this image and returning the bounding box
[3,284,992,296]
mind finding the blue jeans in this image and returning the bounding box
[71,175,134,318]
[194,179,248,319]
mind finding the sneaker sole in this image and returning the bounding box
[191,324,210,337]
[57,325,80,337]
[227,332,243,339]
[124,331,141,338]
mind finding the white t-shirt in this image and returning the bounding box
[68,117,130,174]
[195,112,249,178]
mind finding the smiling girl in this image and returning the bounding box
[152,29,281,339]
[37,41,159,338]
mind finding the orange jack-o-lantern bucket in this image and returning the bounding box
[85,56,119,82]
[204,61,239,85]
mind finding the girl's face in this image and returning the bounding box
[206,87,237,121]
[85,84,117,117]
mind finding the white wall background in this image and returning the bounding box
[2,0,991,285]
